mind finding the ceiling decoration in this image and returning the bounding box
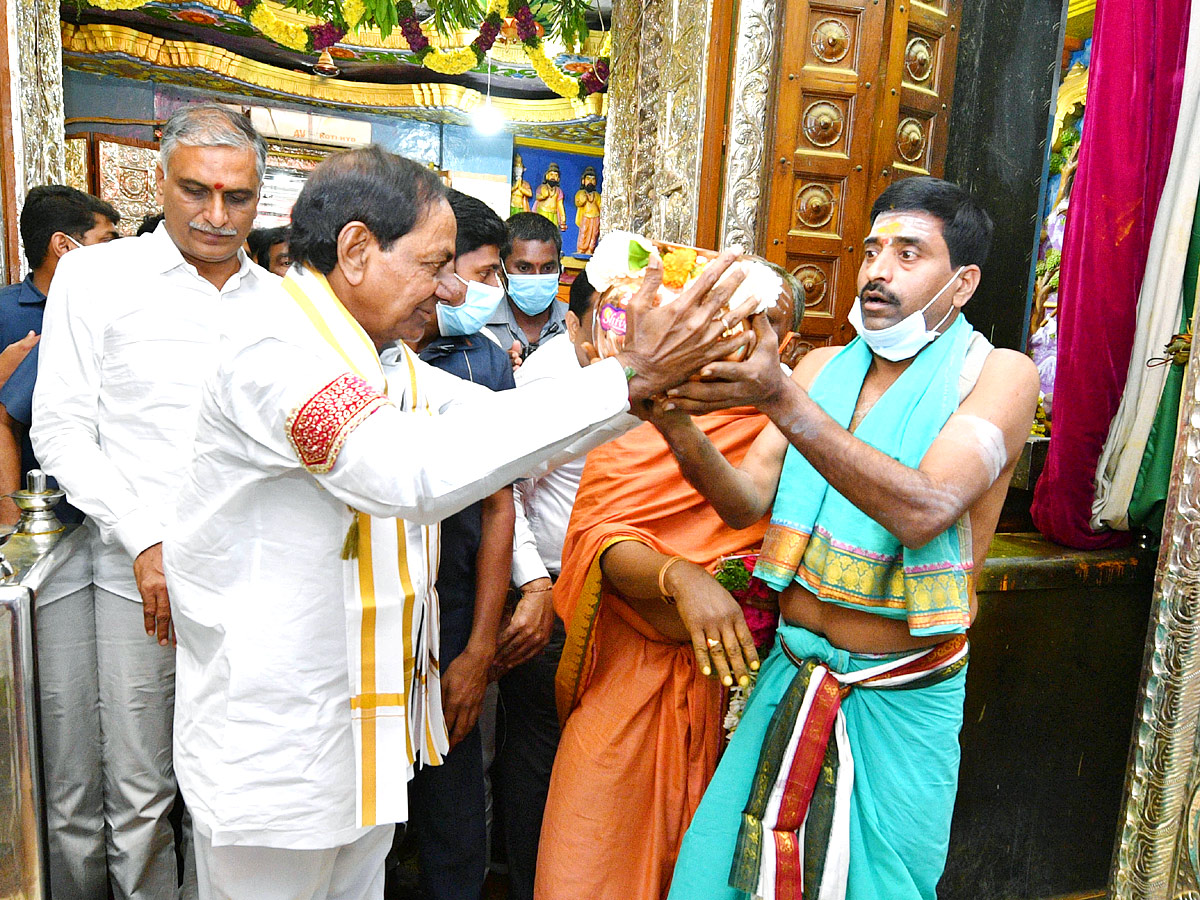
[62,21,608,144]
[62,0,609,98]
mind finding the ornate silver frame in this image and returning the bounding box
[600,0,716,244]
[8,0,66,205]
[1111,340,1200,899]
[719,0,779,252]
[601,0,776,249]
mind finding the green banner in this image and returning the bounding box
[1128,195,1200,532]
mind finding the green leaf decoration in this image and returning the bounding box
[714,557,751,593]
[628,240,650,272]
[431,0,485,36]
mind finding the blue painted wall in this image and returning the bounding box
[64,71,156,141]
[62,70,514,175]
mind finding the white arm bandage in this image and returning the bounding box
[941,414,1008,485]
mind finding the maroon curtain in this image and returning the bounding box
[1031,0,1190,548]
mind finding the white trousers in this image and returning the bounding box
[194,825,394,900]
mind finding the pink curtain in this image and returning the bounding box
[1031,0,1191,548]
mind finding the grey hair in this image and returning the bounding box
[759,259,806,332]
[159,104,268,184]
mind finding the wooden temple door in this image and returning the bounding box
[762,0,962,355]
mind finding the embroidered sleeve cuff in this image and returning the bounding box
[287,372,393,474]
[114,507,164,561]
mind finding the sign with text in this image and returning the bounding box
[249,108,371,147]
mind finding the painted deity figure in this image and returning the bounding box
[511,153,533,215]
[573,166,601,255]
[534,162,567,232]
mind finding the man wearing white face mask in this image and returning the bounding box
[487,212,566,365]
[643,177,1040,900]
[0,184,118,900]
[411,189,517,900]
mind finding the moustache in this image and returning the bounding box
[859,281,901,306]
[189,221,239,237]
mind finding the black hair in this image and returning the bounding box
[20,185,120,269]
[869,176,994,269]
[288,146,447,274]
[446,190,506,259]
[247,225,290,268]
[137,212,164,236]
[568,270,598,319]
[503,211,562,259]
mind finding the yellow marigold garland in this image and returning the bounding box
[524,42,581,98]
[343,0,367,29]
[248,4,310,51]
[423,46,479,74]
[86,0,153,8]
[415,0,507,75]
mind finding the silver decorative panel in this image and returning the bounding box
[1112,312,1200,898]
[719,0,778,252]
[601,0,716,244]
[4,0,66,276]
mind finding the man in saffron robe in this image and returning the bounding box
[654,177,1040,900]
[535,278,803,900]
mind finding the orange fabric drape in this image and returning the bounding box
[536,409,770,900]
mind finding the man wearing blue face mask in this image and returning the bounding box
[645,177,1040,900]
[487,212,567,365]
[411,189,517,900]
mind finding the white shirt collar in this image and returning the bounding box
[147,221,256,288]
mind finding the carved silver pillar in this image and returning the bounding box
[600,0,776,250]
[718,0,778,252]
[2,0,66,273]
[1111,333,1200,898]
[600,0,715,244]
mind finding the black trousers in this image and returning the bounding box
[493,617,566,900]
[408,596,487,900]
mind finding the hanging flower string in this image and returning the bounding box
[511,0,608,99]
[396,0,506,75]
[713,553,777,741]
[233,0,344,52]
[83,0,607,97]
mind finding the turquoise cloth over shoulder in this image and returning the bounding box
[752,315,975,636]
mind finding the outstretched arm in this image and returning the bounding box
[664,318,1040,548]
[650,409,789,529]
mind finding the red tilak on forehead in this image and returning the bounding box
[214,182,224,190]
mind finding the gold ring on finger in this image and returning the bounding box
[706,637,722,649]
[719,315,733,332]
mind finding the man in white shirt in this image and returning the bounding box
[163,145,753,900]
[32,104,273,900]
[487,271,602,898]
[509,271,602,593]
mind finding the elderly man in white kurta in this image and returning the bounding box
[164,146,754,900]
[32,104,272,900]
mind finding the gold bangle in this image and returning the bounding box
[658,555,687,605]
